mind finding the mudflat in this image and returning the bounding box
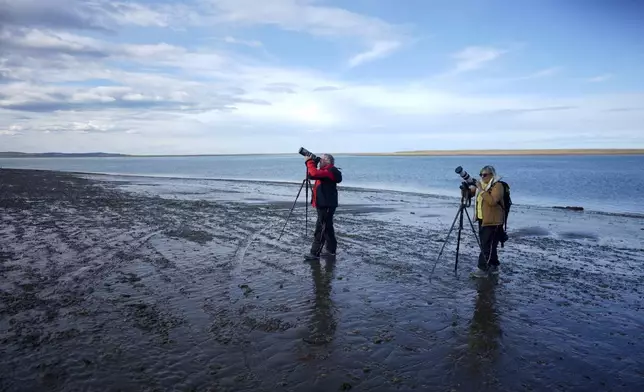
[1,169,643,391]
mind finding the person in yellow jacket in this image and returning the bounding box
[470,165,505,277]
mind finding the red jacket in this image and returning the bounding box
[306,159,342,208]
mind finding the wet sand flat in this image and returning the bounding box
[1,168,643,392]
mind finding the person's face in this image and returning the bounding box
[480,170,492,184]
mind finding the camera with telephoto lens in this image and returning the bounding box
[299,147,321,165]
[455,166,477,190]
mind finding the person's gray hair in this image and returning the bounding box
[480,165,497,177]
[321,153,334,165]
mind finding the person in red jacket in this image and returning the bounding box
[303,153,343,260]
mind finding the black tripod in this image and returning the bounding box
[278,166,315,240]
[430,182,482,278]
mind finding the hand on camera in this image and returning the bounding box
[304,155,312,161]
[476,181,484,191]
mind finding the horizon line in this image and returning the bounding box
[2,148,644,157]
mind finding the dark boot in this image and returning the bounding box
[304,253,319,261]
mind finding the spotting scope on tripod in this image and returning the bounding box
[277,147,321,241]
[430,166,483,278]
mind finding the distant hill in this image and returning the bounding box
[3,149,643,158]
[0,152,129,158]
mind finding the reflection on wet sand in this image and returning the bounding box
[303,259,337,345]
[463,278,503,390]
[468,278,502,363]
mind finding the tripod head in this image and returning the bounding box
[459,181,474,207]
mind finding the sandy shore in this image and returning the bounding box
[1,168,643,391]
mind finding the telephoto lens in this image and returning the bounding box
[298,147,311,157]
[455,166,477,186]
[298,147,320,164]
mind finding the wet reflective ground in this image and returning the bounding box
[1,169,643,391]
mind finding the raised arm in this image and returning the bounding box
[481,182,504,206]
[306,159,336,181]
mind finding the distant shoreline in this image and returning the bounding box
[1,149,644,158]
[350,149,644,157]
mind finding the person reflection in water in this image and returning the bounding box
[466,278,502,378]
[303,259,337,345]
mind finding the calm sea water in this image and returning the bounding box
[1,155,643,215]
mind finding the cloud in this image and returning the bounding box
[451,46,506,73]
[526,67,562,79]
[0,0,111,31]
[604,107,644,113]
[313,86,342,92]
[0,1,642,153]
[1,27,194,64]
[204,0,401,40]
[223,36,263,47]
[348,40,402,68]
[491,106,577,115]
[263,83,298,94]
[0,69,19,84]
[587,73,613,83]
[41,121,116,134]
[1,28,110,58]
[0,125,23,136]
[0,0,190,31]
[204,0,407,66]
[0,78,269,114]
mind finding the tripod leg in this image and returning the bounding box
[454,207,465,274]
[464,207,482,251]
[429,205,462,279]
[278,179,306,241]
[307,180,315,237]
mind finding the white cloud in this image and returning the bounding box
[587,73,613,83]
[451,46,506,73]
[1,28,107,56]
[204,0,406,66]
[0,125,23,136]
[527,67,562,79]
[203,0,400,40]
[0,0,196,30]
[348,40,402,68]
[0,1,642,153]
[223,36,263,47]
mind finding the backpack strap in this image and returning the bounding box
[495,181,509,231]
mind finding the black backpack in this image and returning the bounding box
[496,180,512,246]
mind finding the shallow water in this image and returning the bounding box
[1,169,643,391]
[1,154,643,215]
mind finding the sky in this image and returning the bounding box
[1,0,643,154]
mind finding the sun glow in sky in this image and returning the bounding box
[1,0,643,154]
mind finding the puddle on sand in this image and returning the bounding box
[1,168,643,392]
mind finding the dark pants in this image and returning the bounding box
[310,207,337,255]
[478,221,502,270]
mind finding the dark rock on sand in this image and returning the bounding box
[553,206,584,211]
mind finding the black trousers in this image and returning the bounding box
[310,207,337,255]
[478,220,502,270]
